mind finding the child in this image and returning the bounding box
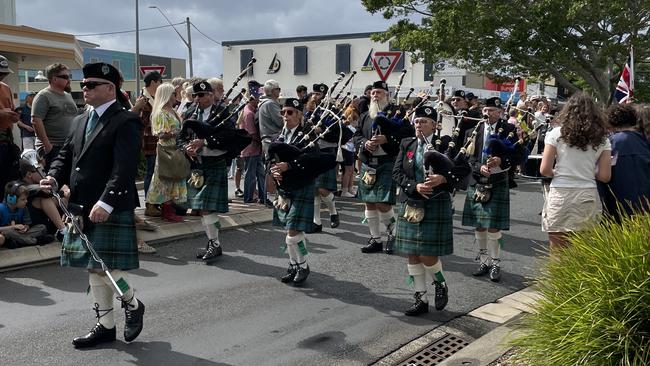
[18,159,68,240]
[0,181,51,248]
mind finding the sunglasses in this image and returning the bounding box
[80,81,110,89]
[192,92,208,98]
[55,74,72,80]
[280,109,295,116]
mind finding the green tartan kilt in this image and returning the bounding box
[273,182,315,232]
[315,166,338,192]
[356,161,396,205]
[396,192,454,257]
[61,211,139,270]
[187,157,229,213]
[462,172,510,230]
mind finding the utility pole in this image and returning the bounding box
[186,17,193,77]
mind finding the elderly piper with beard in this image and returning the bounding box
[353,81,414,254]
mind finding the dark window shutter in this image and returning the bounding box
[336,44,351,74]
[389,43,405,72]
[424,63,434,81]
[294,46,308,75]
[240,49,254,76]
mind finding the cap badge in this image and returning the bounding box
[200,83,206,90]
[101,65,110,75]
[425,107,432,115]
[292,100,300,108]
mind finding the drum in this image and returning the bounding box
[436,101,456,137]
[522,154,543,179]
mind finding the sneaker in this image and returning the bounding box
[341,191,356,198]
[135,220,157,232]
[235,189,244,198]
[137,239,157,254]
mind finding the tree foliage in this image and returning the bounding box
[362,0,650,104]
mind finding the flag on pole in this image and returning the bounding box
[614,47,634,104]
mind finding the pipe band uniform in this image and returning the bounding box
[271,98,337,286]
[353,79,415,255]
[460,92,525,284]
[45,62,146,348]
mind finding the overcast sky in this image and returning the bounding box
[16,0,393,77]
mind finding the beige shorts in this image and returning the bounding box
[542,187,602,232]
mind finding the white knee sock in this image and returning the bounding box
[285,234,299,265]
[89,273,115,328]
[424,261,446,284]
[475,231,489,265]
[287,233,308,265]
[407,263,427,299]
[487,231,502,267]
[102,270,139,310]
[202,213,221,244]
[365,209,381,239]
[378,207,396,234]
[313,196,322,225]
[321,193,337,215]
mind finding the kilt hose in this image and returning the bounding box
[273,182,316,232]
[357,161,397,205]
[61,210,139,270]
[462,172,510,230]
[315,166,338,192]
[396,191,454,257]
[187,156,229,213]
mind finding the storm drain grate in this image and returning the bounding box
[396,334,469,366]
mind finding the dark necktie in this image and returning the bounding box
[85,110,99,141]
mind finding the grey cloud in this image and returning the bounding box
[16,0,391,78]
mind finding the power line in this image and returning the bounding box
[74,22,185,37]
[190,22,221,45]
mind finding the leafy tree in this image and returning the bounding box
[362,0,650,104]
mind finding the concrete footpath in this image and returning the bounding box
[0,198,274,272]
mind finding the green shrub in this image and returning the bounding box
[511,213,650,365]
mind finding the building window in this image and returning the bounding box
[112,60,120,71]
[335,44,351,74]
[462,76,466,86]
[90,57,99,63]
[389,43,405,73]
[424,63,434,82]
[294,46,308,75]
[240,49,254,76]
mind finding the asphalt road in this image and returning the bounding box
[0,180,548,366]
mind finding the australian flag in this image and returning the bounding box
[614,48,634,104]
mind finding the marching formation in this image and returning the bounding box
[3,54,648,350]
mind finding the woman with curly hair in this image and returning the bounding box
[540,93,611,250]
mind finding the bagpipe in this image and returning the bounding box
[267,139,337,211]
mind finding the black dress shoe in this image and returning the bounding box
[202,240,223,261]
[489,265,501,282]
[305,224,322,234]
[433,281,448,311]
[404,292,429,316]
[330,214,340,228]
[123,299,145,342]
[384,233,395,254]
[361,237,383,253]
[292,265,310,285]
[280,264,298,283]
[72,323,116,348]
[472,263,490,277]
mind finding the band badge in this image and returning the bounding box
[292,100,300,108]
[101,65,110,75]
[200,82,207,90]
[425,107,433,116]
[0,60,8,68]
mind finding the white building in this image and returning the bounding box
[222,32,558,101]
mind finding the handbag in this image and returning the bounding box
[156,144,190,180]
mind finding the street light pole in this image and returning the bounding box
[149,5,193,77]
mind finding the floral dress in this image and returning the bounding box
[145,109,188,204]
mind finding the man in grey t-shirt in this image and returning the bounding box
[32,63,78,170]
[258,79,283,205]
